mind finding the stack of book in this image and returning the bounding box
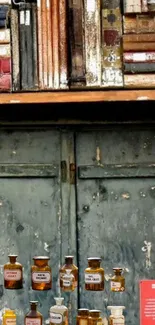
[123,0,155,88]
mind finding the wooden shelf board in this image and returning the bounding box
[0,89,155,104]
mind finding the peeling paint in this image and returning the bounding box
[122,192,130,199]
[104,273,112,281]
[142,241,152,269]
[44,242,50,252]
[96,146,101,163]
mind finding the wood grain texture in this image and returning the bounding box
[124,74,155,88]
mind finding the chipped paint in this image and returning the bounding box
[122,192,130,199]
[44,242,49,252]
[142,241,152,269]
[96,146,101,163]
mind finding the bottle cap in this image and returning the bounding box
[89,310,101,313]
[78,309,89,316]
[113,268,122,272]
[107,306,125,316]
[87,257,101,261]
[33,256,50,260]
[54,298,64,306]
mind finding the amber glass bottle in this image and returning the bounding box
[88,311,102,325]
[31,256,52,290]
[110,268,125,292]
[85,257,104,291]
[25,301,43,325]
[4,255,23,289]
[3,310,16,325]
[61,269,75,292]
[76,309,89,325]
[59,256,78,289]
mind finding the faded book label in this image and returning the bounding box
[20,11,24,24]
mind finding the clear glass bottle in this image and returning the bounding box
[31,256,52,291]
[25,301,43,325]
[4,255,23,289]
[59,256,78,289]
[85,257,104,291]
[88,311,102,325]
[107,306,125,325]
[110,268,125,292]
[76,309,89,325]
[61,269,75,292]
[3,310,16,325]
[50,298,68,325]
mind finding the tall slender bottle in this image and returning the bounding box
[50,298,68,325]
[4,255,23,289]
[25,301,43,325]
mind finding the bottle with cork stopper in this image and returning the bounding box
[59,256,78,289]
[107,306,125,325]
[110,268,125,292]
[84,257,104,291]
[25,301,43,325]
[4,255,23,289]
[50,297,68,325]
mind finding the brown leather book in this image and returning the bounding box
[123,51,155,62]
[52,0,59,89]
[42,0,48,88]
[59,0,68,89]
[46,0,53,88]
[123,42,155,51]
[123,33,155,42]
[10,9,20,91]
[123,15,155,34]
[124,74,155,88]
[37,0,43,89]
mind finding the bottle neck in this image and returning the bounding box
[34,260,48,267]
[65,258,73,265]
[31,305,37,312]
[89,312,100,318]
[88,261,100,268]
[9,257,17,264]
[114,271,122,276]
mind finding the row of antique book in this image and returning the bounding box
[0,0,155,92]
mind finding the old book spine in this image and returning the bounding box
[25,3,33,89]
[123,51,155,62]
[124,62,155,72]
[37,0,43,89]
[141,0,148,12]
[52,0,59,89]
[123,42,155,51]
[123,33,155,42]
[0,58,11,73]
[84,0,101,87]
[124,0,141,13]
[42,0,48,88]
[46,0,53,88]
[0,44,10,56]
[123,15,155,34]
[124,73,155,88]
[59,0,68,89]
[0,74,11,91]
[0,29,10,43]
[19,4,27,90]
[0,0,11,4]
[32,3,38,89]
[68,0,85,86]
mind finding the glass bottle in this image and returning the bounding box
[110,268,125,292]
[61,269,75,292]
[85,257,104,291]
[4,255,23,289]
[107,306,125,325]
[88,311,102,325]
[59,256,78,289]
[31,256,52,291]
[25,301,43,325]
[3,310,16,325]
[50,297,68,325]
[76,309,89,325]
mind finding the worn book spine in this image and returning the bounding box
[46,0,53,88]
[124,74,155,88]
[141,0,148,12]
[0,44,10,57]
[59,0,68,89]
[25,3,33,89]
[52,0,59,89]
[32,2,38,89]
[147,0,155,11]
[102,1,123,88]
[0,0,11,4]
[11,9,20,91]
[85,0,101,87]
[0,58,11,73]
[19,4,27,90]
[37,0,43,89]
[124,62,155,72]
[0,29,10,43]
[123,42,155,51]
[123,33,155,42]
[0,74,11,91]
[124,0,141,13]
[123,15,155,34]
[68,0,85,87]
[42,0,48,88]
[123,51,155,62]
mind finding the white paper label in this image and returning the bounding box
[113,320,124,325]
[85,273,101,284]
[50,313,63,324]
[86,0,95,12]
[25,10,30,26]
[32,272,51,283]
[63,280,71,287]
[6,319,16,325]
[133,53,146,62]
[4,270,22,281]
[26,318,41,325]
[20,11,24,24]
[111,281,121,289]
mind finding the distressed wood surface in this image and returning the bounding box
[0,163,58,177]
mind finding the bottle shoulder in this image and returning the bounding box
[4,262,22,268]
[85,267,104,272]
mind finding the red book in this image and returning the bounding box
[0,58,11,73]
[0,74,11,91]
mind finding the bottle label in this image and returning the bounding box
[85,273,101,284]
[25,318,41,325]
[32,272,51,283]
[112,320,124,325]
[6,319,16,325]
[4,270,22,281]
[111,281,121,289]
[50,313,63,324]
[63,279,71,287]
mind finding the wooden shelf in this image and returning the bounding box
[0,89,155,104]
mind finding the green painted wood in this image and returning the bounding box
[0,164,58,177]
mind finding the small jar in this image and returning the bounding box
[3,310,16,325]
[59,256,78,289]
[4,255,23,289]
[31,256,52,290]
[85,257,104,291]
[110,268,125,292]
[25,301,43,325]
[62,269,75,292]
[107,306,125,325]
[76,309,89,325]
[50,297,68,325]
[88,310,102,325]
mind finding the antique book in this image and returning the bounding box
[123,42,155,51]
[0,0,11,4]
[0,74,11,91]
[123,0,141,13]
[123,51,155,62]
[0,58,11,73]
[124,74,155,88]
[25,3,33,89]
[59,0,68,89]
[0,29,10,44]
[68,0,85,87]
[42,0,48,88]
[0,44,10,57]
[46,0,53,88]
[123,15,155,34]
[84,0,101,87]
[10,9,20,91]
[102,0,123,87]
[123,33,155,42]
[0,5,9,27]
[124,62,155,72]
[32,3,38,89]
[52,0,59,89]
[37,0,43,88]
[19,3,27,90]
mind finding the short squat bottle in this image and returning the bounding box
[85,257,104,291]
[3,310,16,325]
[31,256,52,290]
[76,309,89,325]
[107,306,125,325]
[62,269,75,292]
[25,301,43,325]
[50,297,68,325]
[60,256,78,289]
[88,310,102,325]
[4,255,23,289]
[110,268,125,292]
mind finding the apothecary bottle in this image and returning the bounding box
[110,268,125,292]
[85,257,104,291]
[31,256,52,290]
[59,256,78,289]
[4,255,23,289]
[50,297,68,325]
[76,309,89,325]
[61,269,75,292]
[88,311,102,325]
[3,310,16,325]
[25,301,43,325]
[107,306,125,325]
